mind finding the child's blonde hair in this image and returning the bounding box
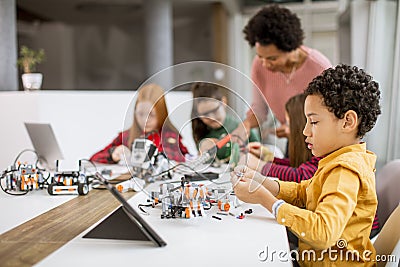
[128,83,178,147]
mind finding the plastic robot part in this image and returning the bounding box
[186,134,232,170]
[129,139,171,183]
[47,160,89,196]
[116,177,145,193]
[218,200,231,212]
[244,209,253,214]
[150,180,210,219]
[2,162,45,193]
[130,139,157,169]
[236,171,244,179]
[237,213,245,219]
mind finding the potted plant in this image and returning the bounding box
[17,45,45,90]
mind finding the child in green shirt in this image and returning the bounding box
[191,82,260,164]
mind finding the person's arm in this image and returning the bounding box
[161,131,188,162]
[231,117,253,143]
[261,157,319,182]
[231,165,280,213]
[243,112,259,130]
[238,153,265,173]
[275,167,360,249]
[248,127,261,143]
[232,57,268,141]
[230,171,278,212]
[275,124,290,139]
[247,57,269,127]
[272,157,290,166]
[231,165,311,212]
[89,133,123,164]
[178,135,189,155]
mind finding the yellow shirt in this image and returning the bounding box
[276,143,377,266]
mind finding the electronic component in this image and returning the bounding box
[183,171,219,182]
[115,177,145,193]
[129,139,171,183]
[148,179,210,219]
[131,139,157,169]
[218,199,231,212]
[47,160,89,195]
[144,178,235,220]
[1,162,45,194]
[187,134,232,170]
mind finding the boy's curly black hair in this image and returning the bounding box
[304,64,381,138]
[243,5,304,52]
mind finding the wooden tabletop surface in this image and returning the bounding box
[0,184,136,267]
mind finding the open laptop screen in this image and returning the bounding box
[24,122,64,170]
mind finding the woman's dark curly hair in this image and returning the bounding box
[243,5,304,52]
[304,64,381,138]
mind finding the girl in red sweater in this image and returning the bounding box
[90,83,188,164]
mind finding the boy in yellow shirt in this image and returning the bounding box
[231,64,381,266]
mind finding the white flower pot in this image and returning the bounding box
[22,73,43,90]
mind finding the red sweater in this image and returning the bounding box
[90,129,188,163]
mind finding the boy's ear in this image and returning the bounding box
[342,110,358,132]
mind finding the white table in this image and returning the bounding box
[36,179,292,267]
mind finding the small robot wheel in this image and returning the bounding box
[16,179,22,191]
[47,183,56,195]
[78,183,89,195]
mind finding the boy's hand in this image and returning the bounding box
[230,165,278,212]
[232,165,269,185]
[230,165,269,196]
[230,172,265,204]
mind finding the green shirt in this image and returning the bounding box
[203,115,260,160]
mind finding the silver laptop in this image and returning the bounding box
[24,122,64,170]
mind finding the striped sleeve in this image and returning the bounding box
[261,157,320,182]
[372,214,379,231]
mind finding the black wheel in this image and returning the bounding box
[78,183,89,195]
[47,183,56,195]
[16,179,22,191]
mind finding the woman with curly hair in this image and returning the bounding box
[234,5,332,143]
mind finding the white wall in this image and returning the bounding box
[0,91,195,170]
[388,1,400,161]
[346,0,398,169]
